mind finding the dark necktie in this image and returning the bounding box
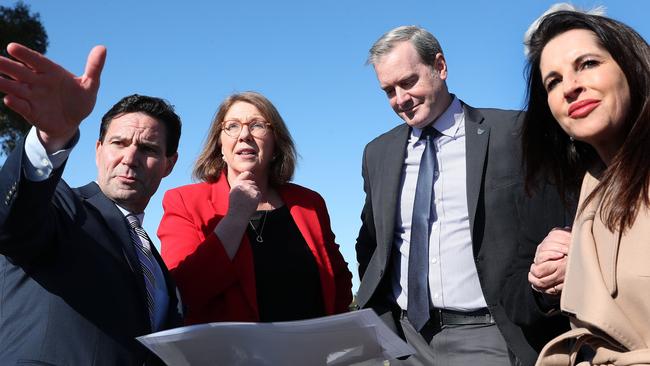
[408,126,439,331]
[126,214,158,330]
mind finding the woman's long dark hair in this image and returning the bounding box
[522,11,650,232]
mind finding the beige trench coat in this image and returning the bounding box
[536,171,650,366]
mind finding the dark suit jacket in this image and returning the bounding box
[0,139,182,366]
[501,179,574,355]
[355,102,566,366]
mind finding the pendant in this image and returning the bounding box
[249,211,267,244]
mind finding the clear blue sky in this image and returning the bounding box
[9,0,649,291]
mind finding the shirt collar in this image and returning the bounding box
[93,180,146,223]
[411,95,463,139]
[115,204,145,224]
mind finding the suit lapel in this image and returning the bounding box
[79,183,149,309]
[280,191,336,315]
[463,104,489,239]
[149,243,183,326]
[375,125,410,265]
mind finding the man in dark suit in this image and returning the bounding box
[355,26,566,365]
[0,43,182,365]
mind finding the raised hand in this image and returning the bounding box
[529,227,571,296]
[0,43,106,151]
[227,171,261,221]
[214,171,262,260]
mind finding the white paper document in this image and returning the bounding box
[137,309,415,366]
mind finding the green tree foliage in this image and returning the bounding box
[0,1,48,157]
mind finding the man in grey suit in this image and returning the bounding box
[355,26,566,365]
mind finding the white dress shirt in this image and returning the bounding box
[392,97,487,311]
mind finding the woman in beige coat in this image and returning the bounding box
[520,8,650,366]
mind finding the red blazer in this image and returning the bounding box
[158,173,353,325]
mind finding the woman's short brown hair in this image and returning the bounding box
[193,92,297,186]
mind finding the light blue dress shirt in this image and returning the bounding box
[392,97,488,311]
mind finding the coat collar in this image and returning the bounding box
[374,125,410,270]
[207,173,257,314]
[462,102,489,240]
[78,182,141,271]
[78,182,152,330]
[209,173,232,215]
[561,171,645,350]
[574,171,620,296]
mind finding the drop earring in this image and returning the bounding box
[568,135,577,157]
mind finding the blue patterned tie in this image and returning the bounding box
[408,126,439,331]
[126,214,158,330]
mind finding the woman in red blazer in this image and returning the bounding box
[158,92,352,325]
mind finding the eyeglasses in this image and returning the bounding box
[221,120,271,138]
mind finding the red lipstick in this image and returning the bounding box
[568,99,600,118]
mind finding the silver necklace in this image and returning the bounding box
[248,211,268,243]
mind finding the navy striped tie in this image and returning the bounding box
[408,126,439,331]
[126,214,158,330]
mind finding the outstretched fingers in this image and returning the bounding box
[0,43,108,142]
[6,42,57,74]
[0,74,30,99]
[3,95,32,122]
[0,56,37,84]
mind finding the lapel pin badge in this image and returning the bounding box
[477,128,485,135]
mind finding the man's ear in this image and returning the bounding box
[434,53,448,80]
[163,152,178,177]
[95,139,102,167]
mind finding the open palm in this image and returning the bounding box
[0,43,106,148]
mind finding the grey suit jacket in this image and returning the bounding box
[355,102,565,366]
